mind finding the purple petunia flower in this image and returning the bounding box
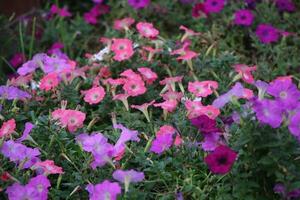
[16,122,35,143]
[113,169,145,192]
[212,82,245,108]
[41,56,72,74]
[273,183,286,196]
[255,24,280,44]
[17,53,47,75]
[275,0,295,12]
[267,78,300,110]
[204,0,225,14]
[288,111,300,139]
[86,180,121,200]
[204,145,237,174]
[128,0,150,9]
[201,132,220,151]
[252,99,283,128]
[6,175,50,200]
[113,124,140,158]
[0,86,31,100]
[255,80,269,100]
[1,140,40,169]
[234,9,254,26]
[76,133,114,169]
[150,133,173,154]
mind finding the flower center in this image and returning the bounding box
[279,91,287,99]
[217,156,227,165]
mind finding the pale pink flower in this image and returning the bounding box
[113,93,130,111]
[136,22,159,38]
[113,17,135,31]
[160,76,183,91]
[171,43,198,61]
[39,73,59,91]
[198,105,220,120]
[188,80,218,97]
[142,46,162,61]
[33,160,63,175]
[161,91,183,102]
[185,100,203,119]
[0,119,16,138]
[82,86,106,105]
[233,64,257,84]
[137,67,158,84]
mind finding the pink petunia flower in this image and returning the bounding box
[188,80,218,97]
[123,80,147,97]
[82,86,106,105]
[137,67,158,84]
[50,4,72,18]
[179,25,202,42]
[39,72,60,91]
[233,64,257,84]
[33,160,64,175]
[111,38,134,61]
[113,17,135,31]
[131,100,155,122]
[0,119,16,138]
[52,109,86,132]
[136,22,159,38]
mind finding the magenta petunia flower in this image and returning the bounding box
[275,0,295,12]
[267,78,300,109]
[252,99,283,128]
[204,0,225,14]
[204,145,237,174]
[234,9,254,26]
[113,169,144,192]
[192,3,208,18]
[150,133,173,154]
[86,180,121,200]
[10,53,25,68]
[255,24,280,44]
[6,175,50,200]
[190,115,220,134]
[128,0,150,9]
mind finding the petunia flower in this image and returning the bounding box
[179,25,202,42]
[288,111,300,140]
[10,53,25,68]
[128,0,150,9]
[6,175,50,200]
[86,180,121,200]
[190,115,220,134]
[275,0,295,12]
[0,119,16,138]
[233,64,257,84]
[82,86,106,105]
[1,140,40,169]
[131,100,155,122]
[204,145,237,174]
[192,3,208,18]
[33,160,64,175]
[113,169,145,192]
[16,122,35,143]
[0,86,31,100]
[137,67,158,84]
[188,80,218,97]
[201,132,220,151]
[255,24,280,44]
[50,4,71,17]
[204,0,225,14]
[233,9,254,26]
[76,133,114,169]
[150,133,173,154]
[136,22,159,38]
[252,99,283,128]
[113,17,135,31]
[111,38,134,61]
[39,72,60,91]
[52,109,86,132]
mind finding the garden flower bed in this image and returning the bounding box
[1,0,300,199]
